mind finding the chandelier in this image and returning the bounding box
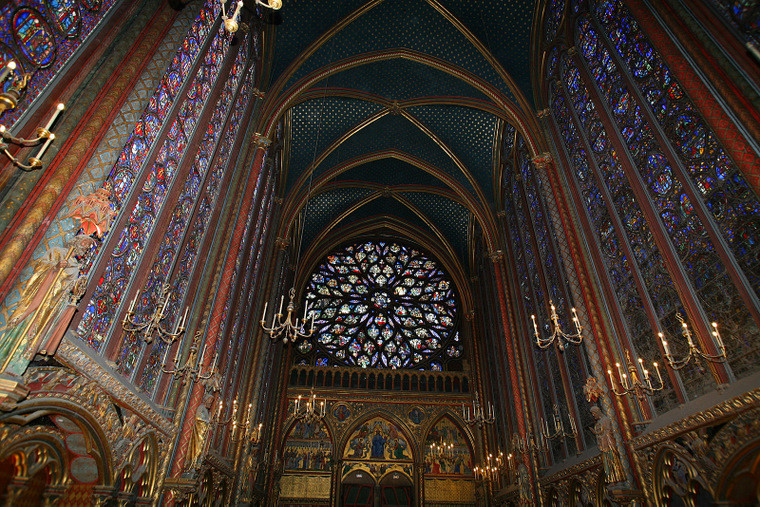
[220,0,282,34]
[123,282,189,345]
[293,389,326,425]
[260,287,315,343]
[608,350,664,401]
[462,391,495,427]
[541,404,577,441]
[659,314,726,370]
[531,301,584,351]
[0,59,65,171]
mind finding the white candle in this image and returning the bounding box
[653,362,662,384]
[0,60,15,83]
[531,314,538,335]
[278,295,284,315]
[659,332,670,356]
[43,103,65,132]
[34,133,54,160]
[607,369,616,388]
[712,322,724,350]
[683,322,695,348]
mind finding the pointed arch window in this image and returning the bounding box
[72,0,261,398]
[542,0,760,410]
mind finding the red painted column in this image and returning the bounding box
[170,135,271,477]
[492,258,527,438]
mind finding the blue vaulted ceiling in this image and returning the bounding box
[259,0,542,274]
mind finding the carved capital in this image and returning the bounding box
[0,373,29,411]
[489,250,504,262]
[254,133,271,149]
[537,108,551,118]
[532,152,553,169]
[275,237,290,249]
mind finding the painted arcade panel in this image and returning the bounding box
[342,417,413,462]
[282,420,333,472]
[423,416,473,477]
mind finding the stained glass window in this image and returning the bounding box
[541,0,760,404]
[302,241,461,370]
[0,0,118,125]
[76,0,222,352]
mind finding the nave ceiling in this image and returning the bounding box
[252,0,547,278]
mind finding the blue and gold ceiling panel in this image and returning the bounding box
[331,158,446,189]
[276,0,514,104]
[303,59,491,103]
[288,96,385,191]
[398,191,470,260]
[300,186,377,248]
[311,113,476,195]
[406,104,498,199]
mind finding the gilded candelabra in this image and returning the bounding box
[659,314,727,370]
[220,0,281,33]
[162,331,218,382]
[541,404,577,441]
[532,301,585,351]
[462,391,495,427]
[608,350,664,401]
[261,287,315,344]
[123,282,188,345]
[0,58,65,170]
[293,388,325,425]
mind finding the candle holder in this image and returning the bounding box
[293,388,326,425]
[608,350,664,401]
[532,300,585,351]
[462,391,495,427]
[658,314,727,370]
[261,287,315,344]
[123,282,188,345]
[541,404,577,441]
[1,104,65,171]
[162,331,218,382]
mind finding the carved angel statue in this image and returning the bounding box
[590,405,625,484]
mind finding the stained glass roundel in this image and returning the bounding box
[303,241,459,370]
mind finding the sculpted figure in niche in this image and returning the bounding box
[590,405,625,483]
[187,394,214,469]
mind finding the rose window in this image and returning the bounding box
[298,241,462,370]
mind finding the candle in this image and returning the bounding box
[531,314,538,336]
[180,306,188,330]
[616,361,624,380]
[607,369,616,388]
[278,295,284,316]
[0,60,15,83]
[712,322,724,350]
[653,362,662,384]
[621,373,628,390]
[683,322,695,348]
[43,103,65,132]
[128,294,137,313]
[261,301,268,323]
[659,332,670,356]
[303,300,309,321]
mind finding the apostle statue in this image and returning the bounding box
[590,405,625,483]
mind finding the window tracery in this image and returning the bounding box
[301,241,461,370]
